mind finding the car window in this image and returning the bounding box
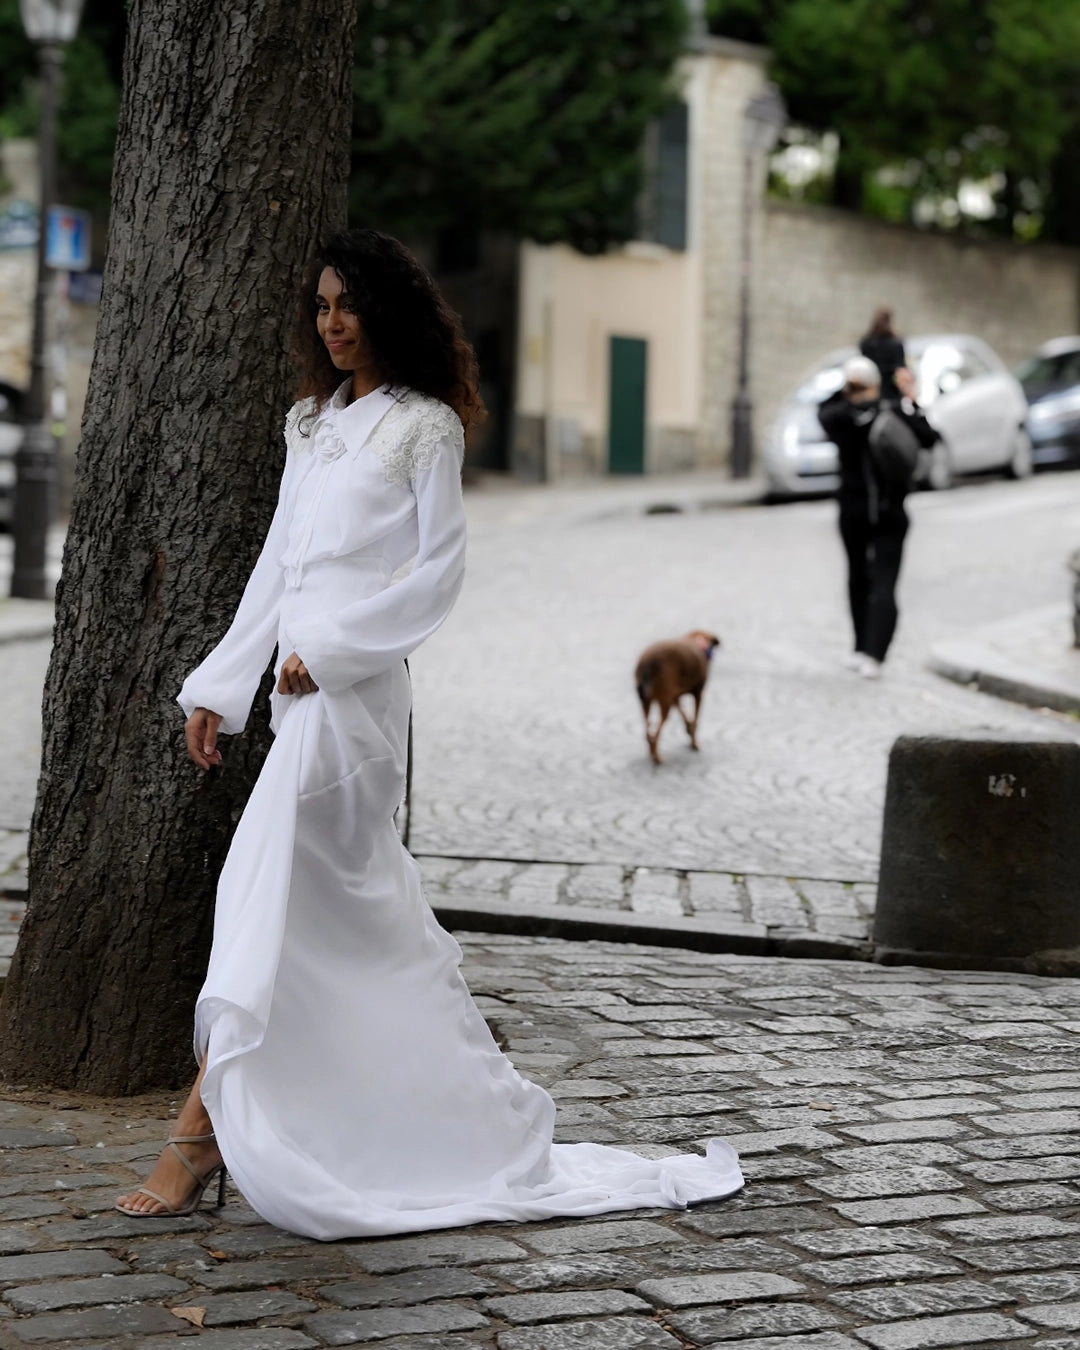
[1017,351,1080,389]
[958,349,992,380]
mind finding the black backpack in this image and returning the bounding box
[868,408,921,490]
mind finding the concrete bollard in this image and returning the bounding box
[873,733,1080,974]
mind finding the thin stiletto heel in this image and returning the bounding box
[115,1131,226,1217]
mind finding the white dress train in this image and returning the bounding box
[178,383,743,1240]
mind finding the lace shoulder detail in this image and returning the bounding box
[283,397,318,452]
[368,393,464,487]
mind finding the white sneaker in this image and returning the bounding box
[857,655,883,680]
[841,652,864,671]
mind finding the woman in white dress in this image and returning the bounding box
[117,230,742,1237]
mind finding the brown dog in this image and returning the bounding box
[635,630,721,765]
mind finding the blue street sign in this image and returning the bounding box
[46,205,91,270]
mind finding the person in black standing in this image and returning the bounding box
[818,355,937,679]
[859,306,906,400]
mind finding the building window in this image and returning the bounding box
[639,101,688,250]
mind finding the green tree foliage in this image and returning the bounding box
[351,0,687,253]
[0,0,123,216]
[2,1,687,253]
[708,0,1080,243]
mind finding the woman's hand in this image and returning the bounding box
[277,651,319,697]
[185,708,224,770]
[894,366,917,400]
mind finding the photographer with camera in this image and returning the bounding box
[818,355,937,679]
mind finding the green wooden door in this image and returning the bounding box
[608,335,647,474]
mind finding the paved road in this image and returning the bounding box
[407,471,1080,879]
[0,934,1078,1349]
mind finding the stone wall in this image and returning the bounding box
[748,202,1080,445]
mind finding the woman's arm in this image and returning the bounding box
[286,428,466,693]
[177,454,294,736]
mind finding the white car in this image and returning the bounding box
[763,334,1032,498]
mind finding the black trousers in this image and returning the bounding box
[839,505,909,662]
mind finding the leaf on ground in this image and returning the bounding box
[171,1307,207,1327]
[207,1250,228,1260]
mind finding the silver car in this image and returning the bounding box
[0,382,22,529]
[763,334,1032,498]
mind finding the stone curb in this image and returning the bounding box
[431,896,872,964]
[929,603,1080,716]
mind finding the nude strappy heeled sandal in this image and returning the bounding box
[115,1131,227,1216]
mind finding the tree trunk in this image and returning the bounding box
[0,0,356,1092]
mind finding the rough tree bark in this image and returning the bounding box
[0,0,357,1092]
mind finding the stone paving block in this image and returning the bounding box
[783,1228,949,1257]
[667,1301,841,1343]
[826,1143,966,1171]
[956,1133,1080,1160]
[956,1236,1080,1272]
[982,1181,1080,1209]
[852,1310,1035,1348]
[808,1166,963,1201]
[1001,1088,1080,1110]
[0,1197,64,1221]
[826,1278,1009,1321]
[450,860,519,893]
[636,1270,804,1306]
[475,1255,650,1292]
[0,1230,39,1258]
[679,1335,862,1350]
[872,1080,991,1100]
[0,1249,126,1285]
[627,871,683,917]
[936,1214,1080,1242]
[799,1252,963,1286]
[197,1291,319,1325]
[958,1156,1080,1183]
[686,872,743,914]
[971,1110,1080,1134]
[496,1317,683,1349]
[1016,1301,1080,1330]
[39,1211,210,1242]
[564,865,625,903]
[525,1219,677,1256]
[183,1254,354,1290]
[874,1097,995,1119]
[831,1194,986,1224]
[995,1072,1080,1091]
[348,1232,529,1272]
[484,1289,651,1323]
[200,1227,309,1257]
[8,1301,181,1342]
[0,1129,77,1149]
[719,1126,844,1155]
[4,1271,188,1313]
[838,1121,972,1144]
[679,1205,832,1240]
[304,1300,489,1345]
[326,1269,500,1306]
[124,1333,318,1350]
[647,1237,799,1272]
[990,1271,1080,1302]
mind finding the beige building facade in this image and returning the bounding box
[514,38,1080,479]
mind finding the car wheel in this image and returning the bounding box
[1005,427,1034,480]
[925,441,954,491]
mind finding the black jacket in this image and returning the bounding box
[818,391,937,516]
[860,335,906,400]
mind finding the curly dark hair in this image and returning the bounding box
[291,229,486,430]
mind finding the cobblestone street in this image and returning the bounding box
[0,936,1079,1350]
[407,473,1080,881]
[1,473,1080,1347]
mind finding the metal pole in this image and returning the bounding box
[11,41,61,600]
[730,146,754,479]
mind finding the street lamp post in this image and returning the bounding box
[730,82,786,480]
[10,0,84,599]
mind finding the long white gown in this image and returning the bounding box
[178,382,743,1240]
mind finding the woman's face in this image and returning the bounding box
[315,266,372,372]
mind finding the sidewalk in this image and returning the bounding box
[929,604,1080,717]
[0,932,1077,1349]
